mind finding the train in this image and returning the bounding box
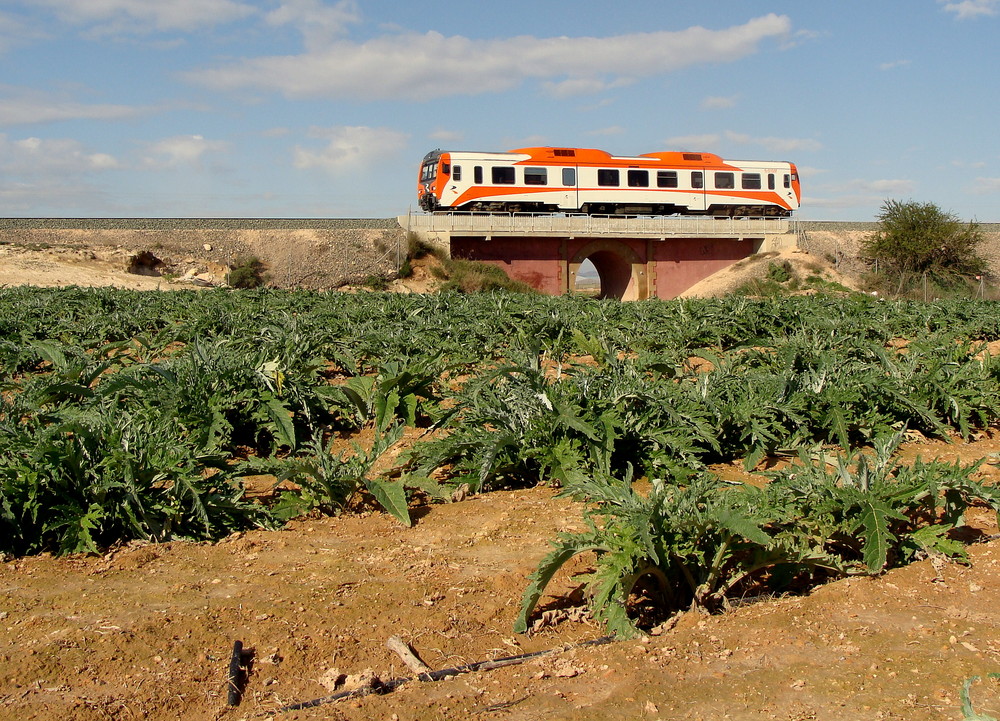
[417,146,801,217]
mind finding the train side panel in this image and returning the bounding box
[417,147,800,216]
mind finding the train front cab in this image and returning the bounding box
[418,151,446,211]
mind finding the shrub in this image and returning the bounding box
[862,200,987,290]
[398,256,413,278]
[406,232,440,260]
[767,261,792,283]
[363,274,389,291]
[226,256,269,288]
[437,259,537,293]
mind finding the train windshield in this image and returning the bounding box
[420,161,437,182]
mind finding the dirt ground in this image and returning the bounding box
[2,245,1000,721]
[0,243,184,290]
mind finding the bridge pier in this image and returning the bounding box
[403,214,795,300]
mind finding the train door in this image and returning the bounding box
[560,166,578,211]
[689,171,707,212]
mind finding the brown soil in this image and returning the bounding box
[3,443,1000,721]
[3,247,1000,721]
[0,243,188,290]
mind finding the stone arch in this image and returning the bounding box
[569,239,647,300]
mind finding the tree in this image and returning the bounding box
[862,199,987,278]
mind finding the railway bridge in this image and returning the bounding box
[402,213,796,300]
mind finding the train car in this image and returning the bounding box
[417,146,800,217]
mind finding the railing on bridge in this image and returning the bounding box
[403,212,789,237]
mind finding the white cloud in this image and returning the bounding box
[0,85,146,125]
[266,0,359,52]
[584,126,626,137]
[30,0,255,34]
[504,134,549,149]
[939,0,1000,18]
[660,131,822,156]
[190,14,792,100]
[0,134,121,174]
[665,134,722,149]
[951,159,988,169]
[293,126,408,172]
[701,95,739,110]
[542,77,633,99]
[801,194,873,211]
[141,134,228,168]
[828,178,917,195]
[723,131,823,154]
[879,59,911,71]
[261,127,291,138]
[971,177,1000,194]
[0,10,47,54]
[781,28,822,50]
[429,128,464,144]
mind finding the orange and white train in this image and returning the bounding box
[417,146,801,217]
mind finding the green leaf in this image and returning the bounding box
[854,499,906,573]
[961,675,1000,721]
[400,474,451,502]
[514,535,605,634]
[715,507,770,546]
[742,445,766,473]
[29,340,69,372]
[264,396,297,449]
[909,525,968,561]
[363,477,411,527]
[374,388,400,431]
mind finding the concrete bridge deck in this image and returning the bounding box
[400,212,789,240]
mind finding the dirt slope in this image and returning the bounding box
[0,243,184,290]
[678,248,860,298]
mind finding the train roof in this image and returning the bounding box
[435,147,794,168]
[508,147,729,166]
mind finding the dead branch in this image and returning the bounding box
[262,635,615,716]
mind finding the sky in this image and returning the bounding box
[2,0,1000,221]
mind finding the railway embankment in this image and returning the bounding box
[1,218,999,289]
[0,218,406,290]
[796,221,1000,279]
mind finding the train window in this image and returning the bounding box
[692,172,704,189]
[768,174,776,190]
[783,174,791,188]
[714,172,735,189]
[452,165,462,181]
[474,166,483,184]
[554,148,576,157]
[442,163,450,175]
[628,170,649,187]
[598,169,620,186]
[421,163,436,182]
[657,171,678,188]
[742,173,761,190]
[492,166,516,184]
[524,167,547,185]
[562,167,576,186]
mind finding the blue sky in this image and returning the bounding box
[2,0,999,220]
